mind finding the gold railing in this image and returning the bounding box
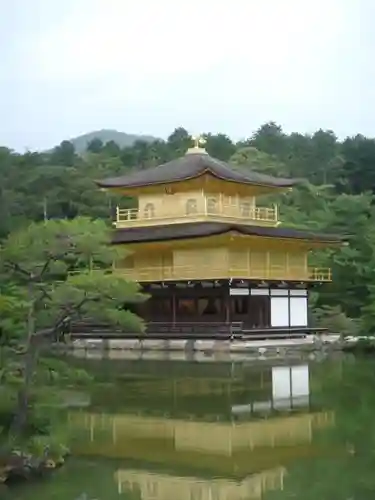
[116,265,332,283]
[115,204,278,228]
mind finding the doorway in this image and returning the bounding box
[230,295,270,328]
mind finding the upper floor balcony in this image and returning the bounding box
[115,264,332,283]
[67,264,331,283]
[115,195,278,229]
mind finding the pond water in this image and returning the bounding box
[5,351,375,499]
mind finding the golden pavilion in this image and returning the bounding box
[97,137,341,335]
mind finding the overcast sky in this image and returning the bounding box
[0,0,371,151]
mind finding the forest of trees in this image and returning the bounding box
[2,121,375,335]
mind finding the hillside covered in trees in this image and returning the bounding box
[65,129,158,154]
[1,122,375,334]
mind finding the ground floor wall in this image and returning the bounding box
[136,282,310,330]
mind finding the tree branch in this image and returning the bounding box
[4,260,32,280]
[34,285,53,308]
[37,254,55,280]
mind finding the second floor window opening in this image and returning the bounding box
[241,202,251,217]
[224,195,238,206]
[144,203,155,218]
[186,198,198,215]
[207,197,218,214]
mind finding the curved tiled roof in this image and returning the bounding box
[97,151,300,189]
[112,222,342,245]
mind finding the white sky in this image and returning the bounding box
[0,0,371,150]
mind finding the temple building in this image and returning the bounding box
[97,137,341,334]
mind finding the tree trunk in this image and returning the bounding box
[9,343,38,437]
[8,295,37,437]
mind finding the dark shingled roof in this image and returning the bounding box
[97,150,299,189]
[112,222,342,245]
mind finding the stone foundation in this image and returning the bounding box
[68,335,341,355]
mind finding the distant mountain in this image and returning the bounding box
[69,129,159,153]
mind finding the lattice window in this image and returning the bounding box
[186,198,197,215]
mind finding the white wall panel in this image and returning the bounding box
[290,289,307,296]
[229,288,249,296]
[290,297,308,327]
[250,288,269,295]
[270,297,289,327]
[270,288,289,296]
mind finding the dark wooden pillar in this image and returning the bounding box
[225,290,231,324]
[246,293,251,330]
[172,290,176,326]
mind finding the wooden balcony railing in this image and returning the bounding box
[116,265,332,283]
[115,204,278,228]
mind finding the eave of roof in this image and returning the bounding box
[96,152,300,190]
[111,222,343,245]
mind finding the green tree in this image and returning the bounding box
[338,135,375,194]
[230,146,289,177]
[0,217,145,437]
[50,141,76,167]
[86,137,104,154]
[249,121,287,158]
[310,129,339,184]
[102,140,121,157]
[167,127,191,157]
[204,133,235,161]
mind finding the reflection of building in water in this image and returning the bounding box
[69,409,333,456]
[69,363,334,458]
[115,467,286,500]
[68,360,334,498]
[233,364,310,415]
[80,360,316,418]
